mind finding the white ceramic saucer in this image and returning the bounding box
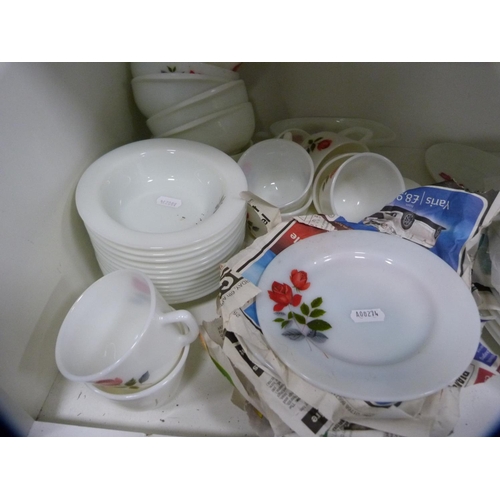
[425,143,500,192]
[255,230,481,402]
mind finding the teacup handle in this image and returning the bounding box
[160,310,199,347]
[339,126,373,143]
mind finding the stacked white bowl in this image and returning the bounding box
[75,138,248,305]
[131,62,255,155]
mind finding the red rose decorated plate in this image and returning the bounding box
[255,229,481,402]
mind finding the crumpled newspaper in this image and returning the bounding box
[199,184,500,436]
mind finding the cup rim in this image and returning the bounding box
[55,269,158,383]
[329,152,405,220]
[312,152,358,213]
[238,138,315,211]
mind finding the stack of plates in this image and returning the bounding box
[75,138,248,304]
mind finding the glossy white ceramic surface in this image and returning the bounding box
[329,152,405,222]
[270,117,397,146]
[147,80,248,137]
[255,230,481,402]
[76,138,247,249]
[238,138,314,211]
[302,131,370,171]
[312,153,357,213]
[55,270,199,392]
[161,102,255,154]
[131,62,240,81]
[131,73,228,118]
[87,344,190,411]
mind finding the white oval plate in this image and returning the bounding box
[425,143,500,192]
[255,230,480,402]
[269,117,396,146]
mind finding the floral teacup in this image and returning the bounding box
[302,130,369,171]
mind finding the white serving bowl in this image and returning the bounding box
[131,62,240,81]
[238,138,314,211]
[147,80,249,137]
[88,345,190,411]
[328,152,405,222]
[131,73,228,118]
[76,139,247,250]
[161,102,255,154]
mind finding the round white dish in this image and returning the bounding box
[270,117,396,146]
[255,229,481,402]
[76,139,247,250]
[425,142,500,192]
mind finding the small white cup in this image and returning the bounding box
[313,153,358,213]
[303,130,370,171]
[55,269,199,393]
[238,138,314,212]
[327,152,405,222]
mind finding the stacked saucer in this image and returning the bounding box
[75,138,248,304]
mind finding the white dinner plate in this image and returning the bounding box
[255,230,481,402]
[425,142,500,192]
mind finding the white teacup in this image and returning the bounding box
[327,152,405,222]
[302,130,370,171]
[312,153,358,213]
[238,138,314,212]
[55,269,199,393]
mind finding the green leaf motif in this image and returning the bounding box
[300,303,310,316]
[273,318,285,323]
[307,319,332,332]
[293,313,306,325]
[281,320,290,329]
[311,297,323,308]
[125,378,137,386]
[309,308,326,318]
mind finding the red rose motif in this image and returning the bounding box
[268,281,302,311]
[317,139,332,151]
[95,378,123,386]
[290,269,311,291]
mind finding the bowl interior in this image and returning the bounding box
[100,153,224,234]
[239,139,313,208]
[331,154,404,222]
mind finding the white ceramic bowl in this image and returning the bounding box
[161,102,255,154]
[131,62,240,81]
[329,152,405,222]
[88,345,189,411]
[147,80,249,137]
[76,139,248,250]
[131,73,228,118]
[238,138,314,211]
